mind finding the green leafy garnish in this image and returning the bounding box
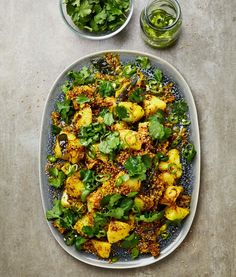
[124,155,151,181]
[154,69,163,83]
[122,64,137,77]
[136,56,151,69]
[115,174,129,187]
[103,112,114,126]
[48,167,66,188]
[98,80,115,97]
[75,236,87,250]
[46,200,63,220]
[76,95,90,104]
[170,99,189,124]
[98,132,121,155]
[56,99,74,124]
[52,125,62,135]
[121,233,139,249]
[114,106,128,120]
[129,88,145,103]
[61,80,72,93]
[68,67,94,86]
[78,122,107,146]
[82,213,107,238]
[149,115,172,141]
[65,0,130,33]
[135,211,164,222]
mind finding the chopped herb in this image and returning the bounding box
[56,99,74,124]
[115,174,129,187]
[122,64,137,77]
[48,167,66,188]
[61,80,72,94]
[121,233,139,249]
[76,95,91,104]
[75,236,87,251]
[154,69,163,83]
[103,112,114,126]
[52,125,62,135]
[114,105,128,120]
[149,115,172,141]
[135,211,164,222]
[46,200,63,220]
[136,56,151,69]
[124,156,149,181]
[129,88,145,103]
[98,132,121,155]
[68,67,94,85]
[98,80,115,97]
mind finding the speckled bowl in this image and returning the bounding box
[39,50,201,269]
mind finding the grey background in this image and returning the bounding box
[1,0,235,276]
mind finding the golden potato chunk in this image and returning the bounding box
[159,149,182,179]
[65,172,85,198]
[165,206,190,221]
[74,213,94,236]
[143,95,166,116]
[73,106,92,129]
[107,221,131,243]
[61,190,70,208]
[54,131,84,164]
[91,240,111,259]
[115,172,141,192]
[160,186,183,206]
[119,129,142,150]
[116,102,144,123]
[159,172,175,186]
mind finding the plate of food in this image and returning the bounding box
[39,50,200,268]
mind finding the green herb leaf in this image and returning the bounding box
[75,236,87,251]
[68,66,94,86]
[135,211,164,222]
[149,116,172,141]
[129,88,145,103]
[52,125,62,135]
[154,69,163,83]
[48,168,66,188]
[136,56,151,69]
[122,64,137,77]
[76,95,90,104]
[56,99,74,124]
[61,80,72,93]
[103,112,114,126]
[121,233,139,249]
[115,106,128,120]
[46,200,63,220]
[98,81,115,97]
[124,156,148,181]
[115,174,129,187]
[98,132,121,155]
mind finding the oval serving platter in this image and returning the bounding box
[39,50,200,269]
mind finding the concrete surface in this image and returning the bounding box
[0,0,235,276]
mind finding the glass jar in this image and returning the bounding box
[140,0,182,48]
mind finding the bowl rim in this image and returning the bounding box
[59,0,134,40]
[39,49,201,269]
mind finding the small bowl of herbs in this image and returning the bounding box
[60,0,134,40]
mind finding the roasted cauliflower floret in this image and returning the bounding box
[54,131,85,164]
[91,240,111,259]
[143,95,166,116]
[115,102,144,123]
[107,221,131,243]
[119,129,142,150]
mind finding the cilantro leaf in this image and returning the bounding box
[124,156,148,181]
[149,116,172,141]
[121,233,139,249]
[103,112,114,126]
[114,106,128,120]
[136,56,151,69]
[129,88,145,103]
[122,64,137,77]
[98,80,115,97]
[56,99,74,124]
[52,125,61,135]
[76,95,90,104]
[77,0,92,18]
[46,200,63,220]
[78,122,107,146]
[98,132,121,155]
[135,210,164,222]
[94,9,107,25]
[48,167,66,188]
[68,67,94,86]
[75,236,87,251]
[154,69,163,83]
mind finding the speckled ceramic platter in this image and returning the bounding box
[39,50,200,269]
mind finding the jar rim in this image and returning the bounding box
[144,0,181,31]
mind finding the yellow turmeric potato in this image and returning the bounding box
[115,79,130,98]
[91,240,111,259]
[112,122,128,131]
[103,97,116,111]
[73,106,92,129]
[119,129,142,150]
[134,197,145,212]
[74,213,94,236]
[160,186,183,206]
[61,190,70,208]
[107,221,131,243]
[116,102,144,123]
[165,206,190,221]
[65,172,85,198]
[159,149,182,179]
[143,95,166,116]
[54,131,84,164]
[159,172,175,186]
[115,172,141,192]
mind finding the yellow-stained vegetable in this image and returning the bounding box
[107,221,131,243]
[65,172,85,198]
[159,149,182,179]
[115,172,141,192]
[112,122,128,131]
[91,240,111,259]
[165,206,190,221]
[134,197,145,211]
[61,190,70,208]
[54,131,84,164]
[73,106,92,129]
[160,186,183,206]
[74,213,94,236]
[116,102,144,123]
[159,172,175,186]
[119,129,142,150]
[143,95,166,116]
